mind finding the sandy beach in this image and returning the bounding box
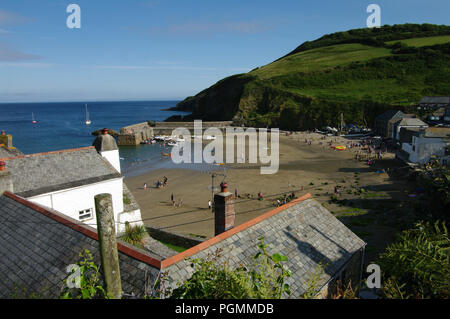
[124,132,404,250]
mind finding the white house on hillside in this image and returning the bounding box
[399,128,449,165]
[0,129,143,235]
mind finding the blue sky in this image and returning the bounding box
[0,0,449,102]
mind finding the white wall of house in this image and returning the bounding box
[27,178,126,234]
[100,150,121,173]
[117,209,144,233]
[402,136,446,164]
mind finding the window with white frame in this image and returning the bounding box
[79,208,93,221]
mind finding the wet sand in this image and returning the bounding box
[124,132,396,239]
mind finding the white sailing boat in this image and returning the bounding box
[85,104,91,125]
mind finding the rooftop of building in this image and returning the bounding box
[419,96,450,105]
[375,110,406,121]
[393,117,429,127]
[0,191,365,298]
[0,146,121,198]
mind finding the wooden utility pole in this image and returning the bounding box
[94,193,122,299]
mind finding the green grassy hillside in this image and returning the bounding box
[252,44,392,79]
[172,24,450,130]
[386,35,450,47]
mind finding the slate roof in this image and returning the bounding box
[419,97,450,105]
[425,127,450,138]
[161,195,366,298]
[0,192,165,299]
[0,192,365,299]
[375,110,405,122]
[0,147,122,197]
[393,117,428,127]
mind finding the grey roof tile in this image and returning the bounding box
[3,147,121,197]
[164,198,365,297]
[0,194,161,298]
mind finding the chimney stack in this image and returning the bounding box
[93,128,121,173]
[0,161,14,194]
[0,132,13,149]
[214,182,235,236]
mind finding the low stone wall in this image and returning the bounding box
[118,122,153,145]
[145,226,205,249]
[118,121,233,145]
[154,121,233,128]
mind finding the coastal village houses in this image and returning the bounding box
[397,127,450,165]
[0,129,143,235]
[0,170,367,298]
[417,96,450,112]
[392,117,428,142]
[374,110,408,139]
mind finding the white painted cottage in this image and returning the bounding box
[0,129,143,235]
[400,128,450,165]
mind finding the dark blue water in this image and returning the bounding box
[0,101,218,176]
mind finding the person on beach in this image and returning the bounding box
[171,193,174,206]
[178,198,183,207]
[258,192,263,201]
[277,199,281,207]
[143,183,147,190]
[208,200,212,210]
[163,176,168,187]
[235,188,238,198]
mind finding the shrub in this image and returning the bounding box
[170,237,292,299]
[60,250,107,299]
[378,220,450,298]
[121,222,147,247]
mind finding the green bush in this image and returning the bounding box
[60,250,108,299]
[378,220,450,298]
[121,222,147,247]
[170,237,292,299]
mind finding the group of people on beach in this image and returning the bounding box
[143,176,169,190]
[171,193,183,207]
[156,176,168,188]
[276,192,296,206]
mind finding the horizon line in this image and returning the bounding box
[0,98,186,104]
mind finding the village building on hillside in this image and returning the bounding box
[374,110,409,139]
[417,96,450,112]
[397,127,450,165]
[392,117,428,142]
[0,129,143,235]
[0,188,366,299]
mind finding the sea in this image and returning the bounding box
[0,100,219,177]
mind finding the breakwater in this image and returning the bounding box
[117,121,233,145]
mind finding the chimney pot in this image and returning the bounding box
[214,182,235,236]
[220,182,228,193]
